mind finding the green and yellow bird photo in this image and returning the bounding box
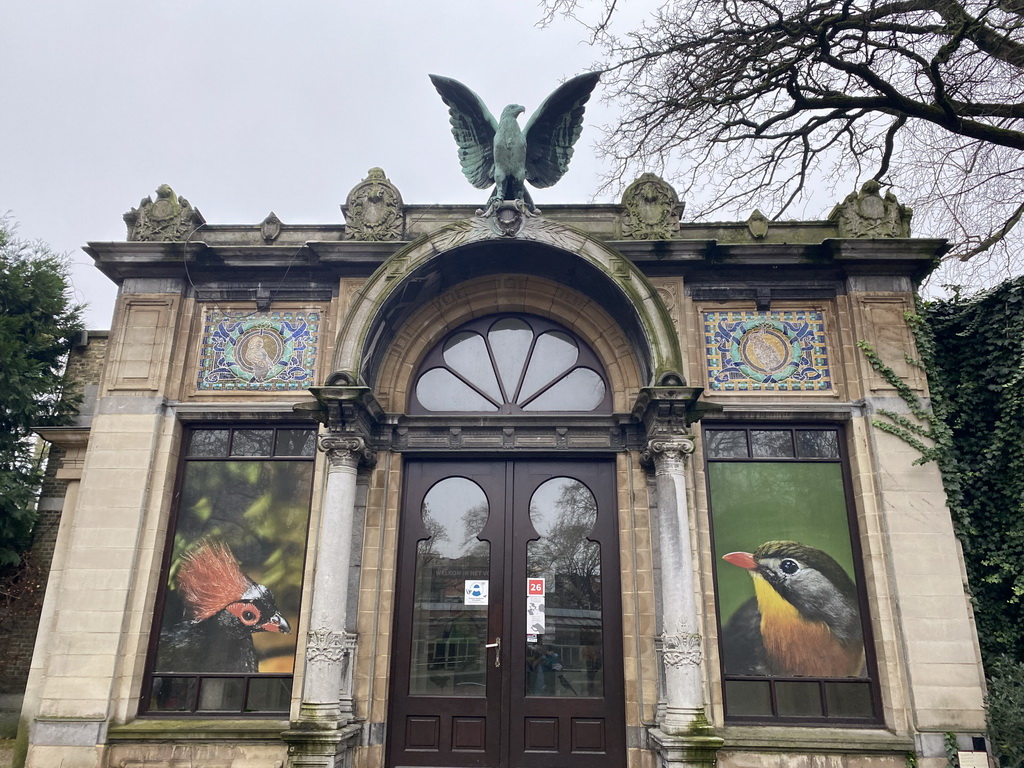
[721,540,865,677]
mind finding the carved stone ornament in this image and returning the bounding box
[428,214,589,254]
[829,180,912,238]
[123,184,206,242]
[306,627,357,663]
[488,200,528,237]
[343,167,404,241]
[747,209,770,239]
[318,433,376,469]
[661,621,703,668]
[641,437,695,473]
[620,173,685,240]
[261,211,282,242]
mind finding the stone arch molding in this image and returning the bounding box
[330,216,684,395]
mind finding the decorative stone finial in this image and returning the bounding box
[829,180,912,238]
[620,173,685,240]
[342,168,404,241]
[746,209,769,239]
[123,184,205,241]
[260,211,283,242]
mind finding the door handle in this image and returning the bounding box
[485,638,501,667]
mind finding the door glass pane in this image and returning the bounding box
[409,477,491,696]
[526,478,603,697]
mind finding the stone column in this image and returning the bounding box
[643,437,709,734]
[634,384,723,767]
[298,434,371,725]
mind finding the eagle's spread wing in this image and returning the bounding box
[523,72,601,189]
[429,75,499,190]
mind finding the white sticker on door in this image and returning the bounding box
[464,580,489,605]
[527,577,546,634]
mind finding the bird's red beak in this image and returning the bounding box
[723,551,758,570]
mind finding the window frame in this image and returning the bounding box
[139,423,317,717]
[408,313,612,415]
[703,422,883,726]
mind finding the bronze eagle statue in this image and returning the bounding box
[429,72,601,215]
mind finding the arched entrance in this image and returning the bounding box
[322,219,683,768]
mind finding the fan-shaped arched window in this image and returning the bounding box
[410,315,611,414]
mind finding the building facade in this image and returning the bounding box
[21,173,988,768]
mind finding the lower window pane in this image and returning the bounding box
[825,680,874,718]
[725,680,772,716]
[198,678,244,711]
[149,676,198,712]
[246,677,292,712]
[775,681,822,717]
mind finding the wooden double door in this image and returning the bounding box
[387,460,626,768]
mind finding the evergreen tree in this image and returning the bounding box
[0,215,83,565]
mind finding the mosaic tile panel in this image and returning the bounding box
[197,309,321,392]
[703,310,832,392]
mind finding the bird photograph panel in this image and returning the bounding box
[709,461,867,679]
[154,459,312,674]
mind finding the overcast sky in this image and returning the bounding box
[3,2,667,328]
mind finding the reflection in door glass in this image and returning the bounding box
[525,477,604,697]
[409,478,490,696]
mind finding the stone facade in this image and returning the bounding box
[15,177,987,768]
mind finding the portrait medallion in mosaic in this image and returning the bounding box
[197,309,320,391]
[703,310,831,391]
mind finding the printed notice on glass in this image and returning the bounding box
[464,580,489,605]
[527,578,545,634]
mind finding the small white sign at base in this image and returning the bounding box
[958,752,989,768]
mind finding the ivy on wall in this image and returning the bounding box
[919,277,1024,664]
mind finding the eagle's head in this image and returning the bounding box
[500,104,526,122]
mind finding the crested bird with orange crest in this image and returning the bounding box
[156,539,290,673]
[721,540,864,677]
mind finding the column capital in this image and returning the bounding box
[319,433,375,469]
[632,385,721,471]
[641,437,695,473]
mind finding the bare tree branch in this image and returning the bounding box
[544,0,1024,278]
